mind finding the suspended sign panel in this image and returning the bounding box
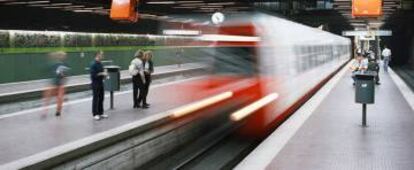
[352,0,382,17]
[110,0,138,22]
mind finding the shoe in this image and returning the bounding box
[142,105,149,109]
[353,83,356,86]
[94,115,101,120]
[101,114,109,118]
[376,82,381,85]
[143,103,151,106]
[55,112,61,116]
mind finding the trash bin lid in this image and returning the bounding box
[104,65,120,71]
[354,71,376,79]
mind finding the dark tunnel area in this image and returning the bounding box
[382,10,414,68]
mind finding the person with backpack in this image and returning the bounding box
[43,51,70,117]
[129,50,146,108]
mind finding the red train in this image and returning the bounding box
[162,13,351,137]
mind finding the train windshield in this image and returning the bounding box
[202,47,256,76]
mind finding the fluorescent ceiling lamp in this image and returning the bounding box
[27,1,50,4]
[208,2,236,5]
[73,9,93,12]
[146,1,176,4]
[178,1,203,3]
[3,1,27,5]
[163,29,201,35]
[63,5,85,8]
[173,6,197,8]
[48,3,72,6]
[84,7,104,10]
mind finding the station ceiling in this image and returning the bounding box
[0,0,413,30]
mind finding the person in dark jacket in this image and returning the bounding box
[368,57,381,85]
[90,51,108,120]
[142,51,154,108]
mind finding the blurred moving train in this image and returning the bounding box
[164,13,351,137]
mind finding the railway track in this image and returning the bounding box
[138,119,260,170]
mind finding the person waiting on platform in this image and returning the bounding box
[43,51,70,117]
[142,51,154,108]
[129,50,146,109]
[90,51,109,120]
[367,53,381,85]
[381,45,392,72]
[350,53,368,85]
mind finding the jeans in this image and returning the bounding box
[383,59,389,72]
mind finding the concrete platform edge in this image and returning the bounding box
[235,61,352,170]
[388,68,414,111]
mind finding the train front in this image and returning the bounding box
[158,13,350,138]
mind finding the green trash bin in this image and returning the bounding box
[104,65,121,91]
[355,71,376,104]
[104,65,120,109]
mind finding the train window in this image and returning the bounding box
[211,47,257,76]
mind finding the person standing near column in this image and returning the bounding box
[382,45,392,72]
[142,51,154,108]
[90,51,108,120]
[129,50,146,108]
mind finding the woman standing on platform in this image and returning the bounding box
[129,50,146,108]
[142,51,154,108]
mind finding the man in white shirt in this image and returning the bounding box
[130,50,146,108]
[382,45,392,72]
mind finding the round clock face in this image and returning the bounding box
[212,12,225,24]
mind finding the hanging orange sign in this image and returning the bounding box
[110,0,138,22]
[352,0,382,17]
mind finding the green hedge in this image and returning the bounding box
[14,33,61,48]
[0,31,9,48]
[64,34,92,47]
[0,30,157,48]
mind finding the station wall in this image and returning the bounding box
[0,48,199,84]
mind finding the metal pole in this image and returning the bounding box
[110,91,114,109]
[362,104,367,126]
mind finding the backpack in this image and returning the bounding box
[129,63,138,76]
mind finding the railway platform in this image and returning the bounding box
[0,75,210,169]
[0,63,206,104]
[237,65,414,170]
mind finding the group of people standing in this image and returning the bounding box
[351,45,392,85]
[43,49,154,121]
[90,50,154,120]
[129,50,154,109]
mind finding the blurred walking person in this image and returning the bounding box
[142,51,154,108]
[90,51,108,120]
[382,45,392,72]
[43,51,69,117]
[129,50,146,108]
